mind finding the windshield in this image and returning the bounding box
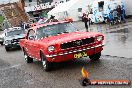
[6,30,24,37]
[36,23,77,39]
[37,19,48,24]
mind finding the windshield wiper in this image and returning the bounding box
[57,32,69,34]
[63,32,69,33]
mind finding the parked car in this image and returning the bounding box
[20,20,104,71]
[4,27,25,51]
[0,31,5,45]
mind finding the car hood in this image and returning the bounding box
[5,34,25,41]
[39,32,102,46]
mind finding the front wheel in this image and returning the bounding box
[41,53,51,71]
[24,52,33,63]
[89,52,101,61]
[5,47,10,51]
[0,42,3,45]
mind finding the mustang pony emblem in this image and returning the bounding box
[74,40,82,46]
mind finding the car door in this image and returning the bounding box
[33,30,41,60]
[30,30,40,60]
[27,29,36,58]
[33,39,40,60]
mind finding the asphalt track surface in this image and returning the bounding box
[0,45,132,88]
[0,21,132,88]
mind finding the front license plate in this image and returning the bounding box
[74,52,88,59]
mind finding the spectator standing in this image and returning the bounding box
[19,21,26,33]
[25,23,30,29]
[121,5,126,23]
[116,5,122,23]
[82,13,89,32]
[19,21,23,28]
[88,12,92,27]
[108,11,113,25]
[112,9,118,24]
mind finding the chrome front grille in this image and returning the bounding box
[60,37,95,49]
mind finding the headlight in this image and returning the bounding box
[48,46,55,52]
[5,40,11,44]
[97,36,103,41]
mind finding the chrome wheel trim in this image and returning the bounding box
[42,60,46,69]
[24,54,28,61]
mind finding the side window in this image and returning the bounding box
[28,30,35,40]
[36,28,46,39]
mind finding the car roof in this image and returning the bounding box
[30,20,70,30]
[8,28,14,30]
[7,27,22,32]
[13,27,21,29]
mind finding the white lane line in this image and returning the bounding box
[0,64,22,71]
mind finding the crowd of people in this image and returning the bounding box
[81,5,126,31]
[106,5,126,25]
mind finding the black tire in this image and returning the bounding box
[24,51,33,63]
[0,42,3,45]
[89,52,101,61]
[41,53,51,71]
[5,47,10,51]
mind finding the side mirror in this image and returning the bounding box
[25,35,28,39]
[25,31,29,39]
[29,36,35,40]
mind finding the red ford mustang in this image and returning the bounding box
[20,21,104,71]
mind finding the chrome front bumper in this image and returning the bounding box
[46,44,104,58]
[0,38,4,42]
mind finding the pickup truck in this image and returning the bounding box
[20,21,104,71]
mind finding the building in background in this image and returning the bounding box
[24,0,70,18]
[24,0,42,7]
[41,0,53,3]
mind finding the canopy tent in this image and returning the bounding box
[48,0,78,15]
[48,0,90,21]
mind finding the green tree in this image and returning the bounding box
[0,15,4,24]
